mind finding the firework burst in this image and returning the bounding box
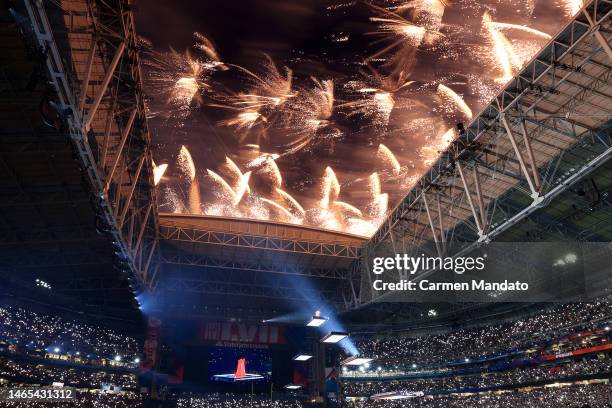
[150,1,573,237]
[142,33,223,124]
[281,78,340,155]
[367,3,445,73]
[341,68,415,128]
[215,56,295,142]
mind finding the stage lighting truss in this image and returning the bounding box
[321,331,349,344]
[293,354,313,361]
[307,315,329,327]
[340,356,374,366]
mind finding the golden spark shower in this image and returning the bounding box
[142,0,574,236]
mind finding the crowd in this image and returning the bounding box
[0,390,143,408]
[341,383,612,407]
[356,297,612,366]
[343,358,611,395]
[0,357,137,389]
[0,306,141,361]
[176,394,304,408]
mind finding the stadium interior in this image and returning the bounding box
[0,0,611,407]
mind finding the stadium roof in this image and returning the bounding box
[1,0,610,325]
[351,0,612,312]
[0,0,157,320]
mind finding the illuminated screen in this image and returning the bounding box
[208,347,272,382]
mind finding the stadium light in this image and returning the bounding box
[284,384,302,390]
[321,331,349,344]
[293,354,313,362]
[307,312,329,327]
[340,356,373,366]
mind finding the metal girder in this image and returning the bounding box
[501,114,540,198]
[367,0,611,250]
[83,41,126,131]
[160,251,352,280]
[20,0,159,290]
[456,162,483,235]
[583,8,612,62]
[422,193,442,256]
[472,164,488,233]
[104,108,137,192]
[159,225,360,258]
[352,0,612,308]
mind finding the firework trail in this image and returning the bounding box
[276,188,306,217]
[377,144,402,176]
[562,0,584,17]
[219,110,266,134]
[369,193,389,219]
[362,171,389,220]
[151,1,573,236]
[334,201,363,218]
[483,12,522,83]
[207,169,237,201]
[246,153,281,170]
[436,84,473,120]
[316,167,379,233]
[320,166,341,209]
[163,187,186,214]
[193,32,223,63]
[152,159,168,186]
[260,197,298,222]
[177,145,196,182]
[307,208,342,231]
[233,172,252,206]
[486,22,552,40]
[301,79,335,131]
[176,145,201,213]
[369,172,382,197]
[419,127,455,165]
[224,157,247,187]
[188,180,202,214]
[258,157,283,188]
[282,78,340,155]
